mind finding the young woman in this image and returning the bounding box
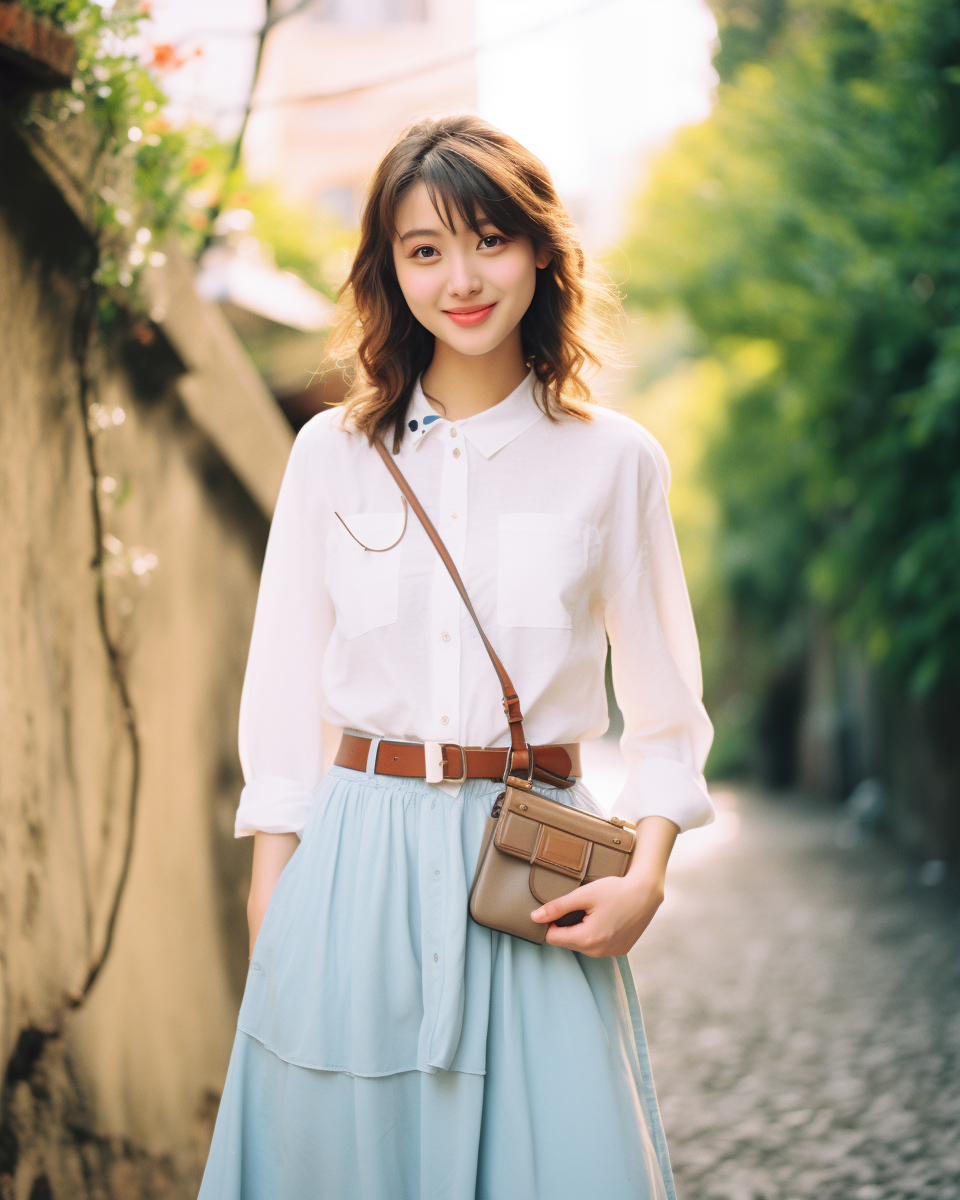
[199,114,714,1200]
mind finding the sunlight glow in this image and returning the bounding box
[476,0,717,243]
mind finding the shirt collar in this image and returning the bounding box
[401,369,544,459]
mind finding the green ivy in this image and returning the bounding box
[19,0,227,301]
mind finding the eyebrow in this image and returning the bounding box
[398,228,443,242]
[398,218,497,242]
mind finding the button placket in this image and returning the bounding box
[443,431,468,738]
[425,433,467,745]
[416,795,444,1066]
[415,785,469,1071]
[441,431,468,564]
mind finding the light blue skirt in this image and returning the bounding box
[199,764,676,1200]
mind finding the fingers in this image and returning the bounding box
[530,884,593,925]
[543,913,609,956]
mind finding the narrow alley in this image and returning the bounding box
[630,790,960,1200]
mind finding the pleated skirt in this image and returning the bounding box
[198,764,676,1200]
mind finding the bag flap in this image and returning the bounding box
[500,781,636,854]
[529,864,582,905]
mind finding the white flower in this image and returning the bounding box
[88,404,112,430]
[131,552,159,578]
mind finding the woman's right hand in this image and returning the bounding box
[247,831,300,958]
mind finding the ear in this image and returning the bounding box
[535,247,552,270]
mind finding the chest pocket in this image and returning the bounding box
[497,513,593,629]
[326,512,404,640]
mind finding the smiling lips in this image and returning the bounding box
[443,303,497,327]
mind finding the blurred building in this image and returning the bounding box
[196,212,340,429]
[245,0,478,220]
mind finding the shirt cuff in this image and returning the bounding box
[234,776,318,838]
[611,758,715,834]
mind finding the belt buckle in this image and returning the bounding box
[424,742,467,785]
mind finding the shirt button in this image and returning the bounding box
[452,447,461,458]
[434,953,439,962]
[450,428,458,437]
[441,632,451,642]
[440,715,450,726]
[451,513,458,519]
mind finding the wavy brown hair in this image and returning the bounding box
[326,114,620,448]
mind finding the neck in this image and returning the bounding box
[420,327,528,422]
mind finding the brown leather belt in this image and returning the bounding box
[335,733,580,788]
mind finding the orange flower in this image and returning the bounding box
[149,43,181,71]
[188,156,209,176]
[189,212,208,230]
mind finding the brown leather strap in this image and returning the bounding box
[335,733,580,788]
[374,439,530,766]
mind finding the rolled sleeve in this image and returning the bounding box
[613,758,713,833]
[234,777,319,839]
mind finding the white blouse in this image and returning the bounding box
[235,370,715,837]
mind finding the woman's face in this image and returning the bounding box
[391,181,550,358]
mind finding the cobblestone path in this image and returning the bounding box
[628,788,960,1200]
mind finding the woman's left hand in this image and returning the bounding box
[530,814,679,957]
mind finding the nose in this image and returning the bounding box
[445,251,482,300]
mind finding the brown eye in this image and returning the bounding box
[414,246,437,259]
[480,235,503,249]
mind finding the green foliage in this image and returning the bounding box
[19,2,352,321]
[710,0,790,79]
[626,0,960,696]
[230,183,358,300]
[20,0,226,297]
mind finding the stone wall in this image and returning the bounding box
[0,111,291,1197]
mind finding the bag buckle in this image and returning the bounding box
[425,742,468,785]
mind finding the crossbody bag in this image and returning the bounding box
[373,439,637,945]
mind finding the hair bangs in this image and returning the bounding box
[418,146,524,240]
